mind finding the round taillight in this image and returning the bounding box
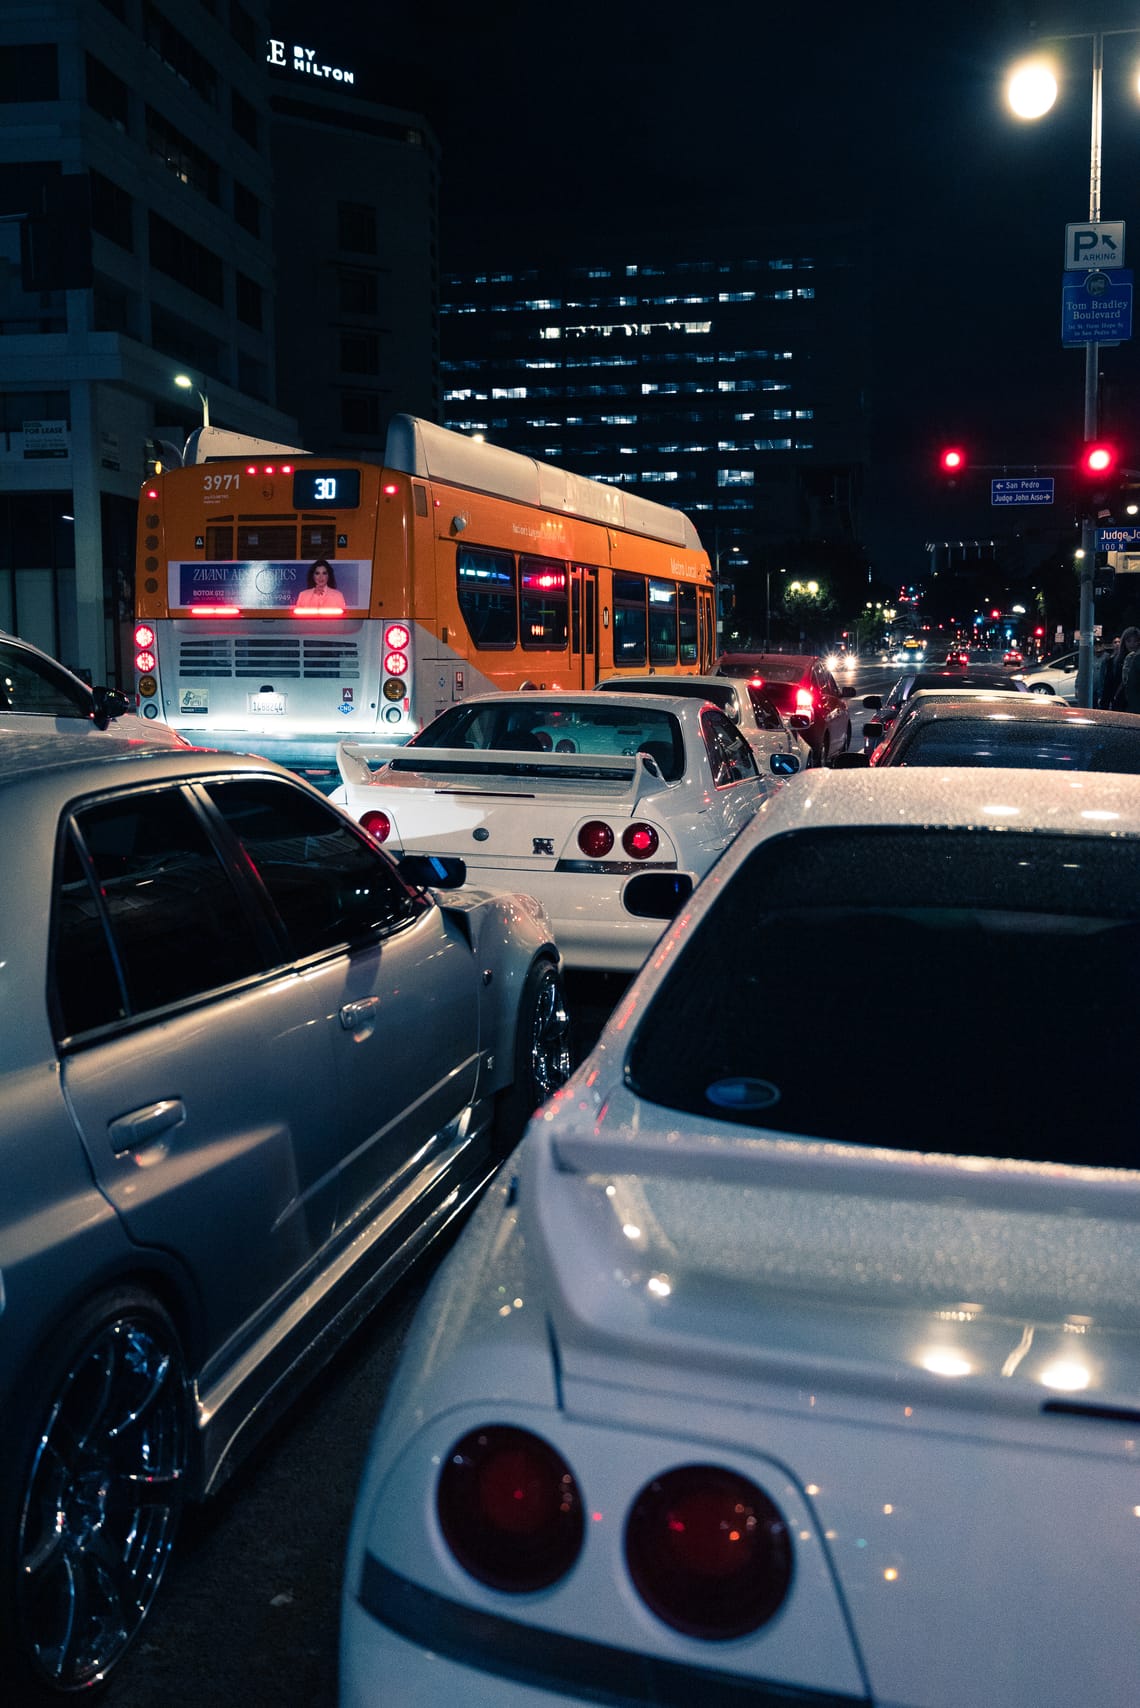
[622,823,659,859]
[385,624,411,650]
[134,624,155,649]
[360,810,391,843]
[578,821,615,859]
[624,1465,792,1640]
[437,1426,584,1592]
[384,650,409,676]
[134,650,156,674]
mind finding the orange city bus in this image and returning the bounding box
[133,415,716,786]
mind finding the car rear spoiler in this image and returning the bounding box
[337,741,671,805]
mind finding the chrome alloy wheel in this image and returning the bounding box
[527,963,573,1104]
[16,1308,188,1693]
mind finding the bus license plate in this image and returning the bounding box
[250,692,287,714]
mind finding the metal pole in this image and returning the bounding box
[1076,32,1103,708]
[765,570,771,652]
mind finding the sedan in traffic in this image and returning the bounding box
[860,667,1028,754]
[0,733,570,1698]
[838,690,1140,772]
[716,652,853,767]
[593,672,801,770]
[341,766,1140,1708]
[1014,649,1081,700]
[0,629,188,744]
[336,691,798,972]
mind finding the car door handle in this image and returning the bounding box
[108,1099,186,1155]
[340,997,381,1030]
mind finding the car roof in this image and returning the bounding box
[0,731,277,789]
[734,764,1140,839]
[900,692,1138,727]
[905,668,1025,689]
[718,652,815,670]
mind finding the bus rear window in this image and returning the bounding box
[457,546,517,649]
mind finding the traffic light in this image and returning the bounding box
[939,447,966,486]
[1077,440,1122,512]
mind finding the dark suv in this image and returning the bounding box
[716,651,852,766]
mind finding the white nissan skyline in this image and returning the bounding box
[335,690,800,972]
[341,767,1140,1708]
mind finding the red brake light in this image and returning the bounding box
[360,810,391,843]
[383,482,400,495]
[191,606,241,617]
[384,651,409,676]
[385,624,411,650]
[748,676,764,689]
[624,1465,793,1640]
[622,823,659,859]
[134,624,155,649]
[134,651,156,674]
[795,687,815,713]
[578,821,615,859]
[437,1426,584,1593]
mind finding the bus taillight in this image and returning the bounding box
[192,606,241,617]
[384,624,410,650]
[384,650,409,676]
[135,650,156,674]
[134,624,155,649]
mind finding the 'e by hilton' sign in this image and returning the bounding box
[266,40,356,84]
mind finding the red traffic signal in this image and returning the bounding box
[939,447,966,474]
[1079,441,1118,479]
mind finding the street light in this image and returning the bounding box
[174,372,210,427]
[1007,28,1138,705]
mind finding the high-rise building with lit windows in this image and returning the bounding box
[441,233,870,606]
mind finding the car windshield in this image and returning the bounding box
[626,826,1140,1165]
[410,700,685,780]
[895,719,1140,772]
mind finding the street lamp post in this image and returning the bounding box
[174,372,210,428]
[1008,28,1136,705]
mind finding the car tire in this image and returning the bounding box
[843,721,852,753]
[813,733,831,769]
[1029,683,1054,695]
[495,957,573,1149]
[0,1287,190,1699]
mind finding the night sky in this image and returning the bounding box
[272,0,1140,579]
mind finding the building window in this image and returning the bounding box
[85,55,128,128]
[89,170,133,250]
[143,5,218,107]
[148,213,223,305]
[231,89,258,148]
[718,469,755,487]
[340,332,379,375]
[338,269,378,314]
[233,180,260,236]
[236,271,262,329]
[229,2,259,58]
[0,44,58,102]
[145,108,220,202]
[338,202,377,254]
[341,393,381,435]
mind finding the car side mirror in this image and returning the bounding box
[396,853,467,889]
[861,694,882,710]
[830,750,869,768]
[770,750,801,776]
[787,713,811,731]
[91,684,131,729]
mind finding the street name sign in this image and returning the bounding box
[991,476,1054,506]
[1062,269,1133,346]
[1064,222,1125,270]
[1097,525,1140,548]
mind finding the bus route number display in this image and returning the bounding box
[292,468,361,509]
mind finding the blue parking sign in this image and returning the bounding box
[1062,269,1133,346]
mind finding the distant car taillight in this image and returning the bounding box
[795,687,815,715]
[625,1464,793,1640]
[578,821,615,858]
[622,823,659,859]
[437,1426,584,1592]
[360,810,391,843]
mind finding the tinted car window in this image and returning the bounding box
[627,827,1140,1166]
[53,829,128,1035]
[701,707,759,784]
[746,687,783,730]
[204,778,420,958]
[0,640,91,718]
[897,720,1140,772]
[63,788,266,1026]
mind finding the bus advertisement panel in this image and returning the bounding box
[133,416,715,788]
